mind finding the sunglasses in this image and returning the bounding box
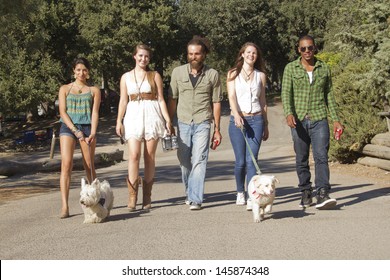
[299,45,315,52]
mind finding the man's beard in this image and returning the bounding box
[190,60,203,69]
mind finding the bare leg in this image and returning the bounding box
[59,135,76,218]
[142,138,159,209]
[143,138,159,183]
[80,138,96,183]
[127,138,142,183]
[125,139,142,210]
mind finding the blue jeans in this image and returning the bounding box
[228,115,264,193]
[291,118,330,192]
[177,120,211,205]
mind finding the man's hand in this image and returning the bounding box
[212,130,222,147]
[286,114,296,128]
[333,121,343,133]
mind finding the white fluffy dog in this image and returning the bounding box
[80,178,114,223]
[248,175,279,223]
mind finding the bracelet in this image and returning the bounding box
[74,130,83,139]
[70,125,78,133]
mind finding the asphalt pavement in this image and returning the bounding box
[1,101,390,260]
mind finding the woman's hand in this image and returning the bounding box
[166,121,175,136]
[85,133,95,145]
[262,126,269,141]
[234,114,244,128]
[116,123,124,138]
[74,130,85,142]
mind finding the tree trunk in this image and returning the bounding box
[371,133,390,147]
[357,156,390,171]
[362,144,390,160]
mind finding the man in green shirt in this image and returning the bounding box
[168,36,222,210]
[281,35,343,210]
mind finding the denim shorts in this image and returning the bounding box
[59,123,91,140]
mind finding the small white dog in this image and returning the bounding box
[248,174,279,223]
[80,178,114,223]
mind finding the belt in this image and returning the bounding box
[129,92,157,101]
[241,111,262,117]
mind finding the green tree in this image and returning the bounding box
[75,0,179,90]
[0,0,63,117]
[0,0,180,117]
[176,0,338,87]
[177,0,275,71]
[323,0,389,162]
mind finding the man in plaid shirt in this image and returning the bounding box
[281,35,343,210]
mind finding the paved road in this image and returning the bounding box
[1,102,389,260]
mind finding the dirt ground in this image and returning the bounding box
[330,161,389,185]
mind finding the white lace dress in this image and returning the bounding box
[123,72,166,141]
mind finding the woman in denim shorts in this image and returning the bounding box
[58,57,101,219]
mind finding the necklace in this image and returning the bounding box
[242,68,254,81]
[134,70,147,98]
[74,82,86,93]
[190,66,203,77]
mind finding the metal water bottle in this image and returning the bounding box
[171,135,178,150]
[162,135,172,151]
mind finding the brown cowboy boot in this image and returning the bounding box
[142,179,154,210]
[127,177,140,211]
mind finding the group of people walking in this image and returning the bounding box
[58,35,343,219]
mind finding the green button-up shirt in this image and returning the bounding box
[169,63,222,124]
[281,57,339,122]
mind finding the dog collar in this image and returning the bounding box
[252,190,262,200]
[99,198,105,206]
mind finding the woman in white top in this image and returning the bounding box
[116,44,172,211]
[227,42,269,208]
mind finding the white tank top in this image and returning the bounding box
[235,69,264,114]
[124,72,152,95]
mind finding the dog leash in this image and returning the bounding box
[239,126,262,175]
[87,142,94,181]
[87,141,105,206]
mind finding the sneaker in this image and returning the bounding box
[246,198,252,211]
[315,188,337,210]
[299,189,313,208]
[236,192,246,205]
[185,200,190,205]
[189,203,201,210]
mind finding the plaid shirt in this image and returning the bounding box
[281,57,339,122]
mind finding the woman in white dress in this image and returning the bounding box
[116,44,172,211]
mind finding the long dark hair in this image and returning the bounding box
[227,42,265,81]
[72,57,91,70]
